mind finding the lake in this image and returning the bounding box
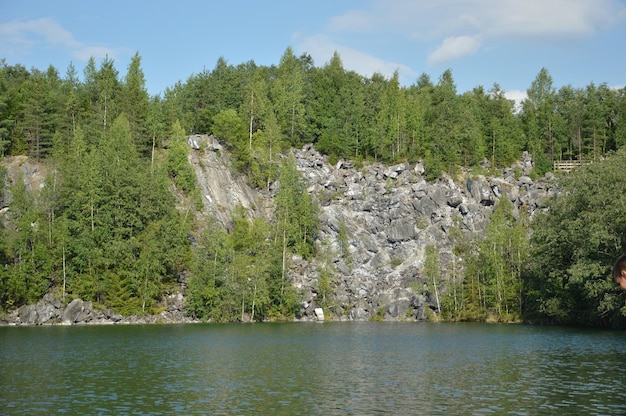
[1,322,625,415]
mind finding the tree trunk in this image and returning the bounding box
[62,246,66,303]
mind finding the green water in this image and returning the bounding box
[1,322,625,415]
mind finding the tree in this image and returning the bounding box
[375,71,404,161]
[21,67,63,160]
[555,85,584,161]
[423,69,462,176]
[615,87,626,149]
[121,52,150,155]
[275,154,318,259]
[527,150,626,328]
[167,119,197,196]
[0,63,32,155]
[272,47,307,147]
[212,109,246,147]
[309,52,350,158]
[521,68,556,173]
[187,219,230,321]
[53,114,183,312]
[96,56,121,133]
[3,172,51,306]
[473,84,522,167]
[481,199,526,319]
[583,83,613,160]
[424,244,441,314]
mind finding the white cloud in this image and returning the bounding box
[504,89,528,113]
[427,35,481,65]
[297,34,416,82]
[0,17,118,61]
[0,18,77,49]
[327,0,626,63]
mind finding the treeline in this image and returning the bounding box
[3,49,626,179]
[0,47,625,325]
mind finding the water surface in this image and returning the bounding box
[1,322,625,415]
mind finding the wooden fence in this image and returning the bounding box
[553,160,592,173]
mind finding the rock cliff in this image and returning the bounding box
[186,135,556,321]
[1,136,558,324]
[288,144,556,321]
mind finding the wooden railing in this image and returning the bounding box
[553,160,592,173]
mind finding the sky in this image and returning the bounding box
[2,0,626,105]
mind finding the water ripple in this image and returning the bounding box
[1,323,625,415]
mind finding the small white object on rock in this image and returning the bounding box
[314,307,325,321]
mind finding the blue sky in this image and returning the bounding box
[2,0,626,104]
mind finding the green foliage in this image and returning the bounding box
[187,208,299,322]
[186,156,319,322]
[212,108,249,172]
[370,306,385,321]
[316,267,333,309]
[275,154,319,259]
[0,112,190,315]
[1,173,52,306]
[167,119,198,196]
[415,216,429,230]
[526,150,626,328]
[460,199,528,322]
[337,219,351,266]
[2,54,624,177]
[390,258,403,268]
[424,245,442,314]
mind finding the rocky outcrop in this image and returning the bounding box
[1,291,198,326]
[187,134,271,228]
[0,155,48,226]
[184,139,556,322]
[289,146,556,321]
[0,136,558,324]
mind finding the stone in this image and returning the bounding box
[387,218,416,243]
[62,298,84,324]
[314,308,325,321]
[18,305,38,325]
[35,301,58,324]
[413,196,438,218]
[386,300,411,318]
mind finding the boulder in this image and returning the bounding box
[387,218,416,243]
[35,300,58,324]
[314,308,325,321]
[386,300,411,319]
[17,305,38,325]
[62,298,84,324]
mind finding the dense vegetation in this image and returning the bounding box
[0,47,625,326]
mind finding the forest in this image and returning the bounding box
[0,46,625,327]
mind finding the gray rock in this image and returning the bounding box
[467,176,495,205]
[2,139,557,325]
[350,307,369,321]
[386,300,411,319]
[35,301,58,324]
[387,218,416,243]
[74,301,93,323]
[430,187,449,208]
[18,305,38,325]
[62,298,84,324]
[447,191,463,208]
[518,175,533,186]
[413,196,438,218]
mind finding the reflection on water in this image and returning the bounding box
[1,323,625,415]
